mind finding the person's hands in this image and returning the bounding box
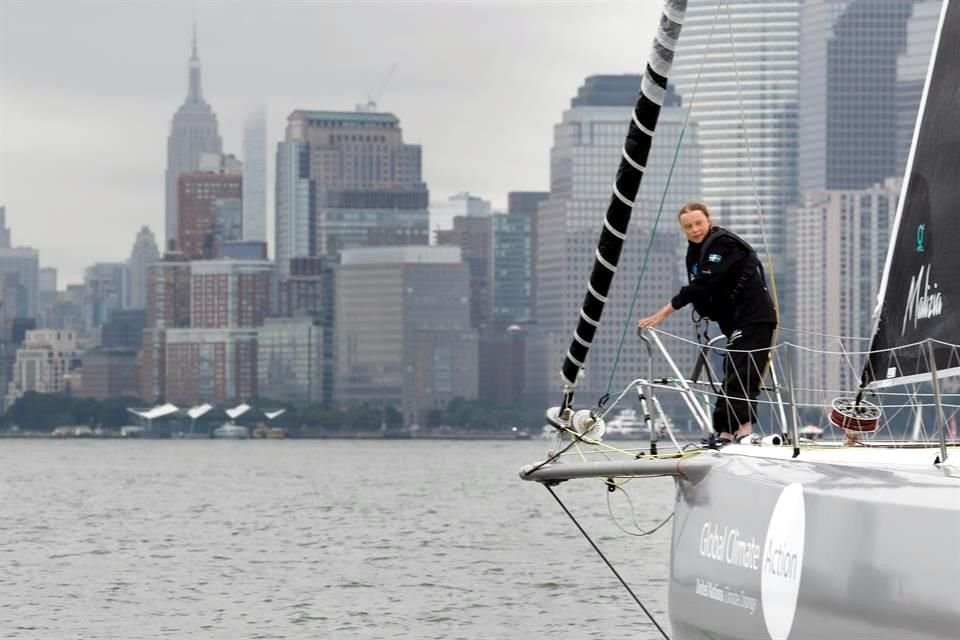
[637,304,673,331]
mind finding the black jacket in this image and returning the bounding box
[670,226,777,336]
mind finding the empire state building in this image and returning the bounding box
[164,28,222,249]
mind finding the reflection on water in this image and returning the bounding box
[0,440,674,639]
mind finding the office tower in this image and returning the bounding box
[162,259,273,405]
[0,247,40,322]
[896,0,941,178]
[277,256,334,402]
[257,317,324,404]
[672,0,799,260]
[6,330,80,407]
[138,253,191,401]
[36,267,57,328]
[0,206,10,248]
[82,263,128,330]
[505,191,548,324]
[429,193,491,245]
[215,241,267,260]
[436,216,493,329]
[799,0,917,193]
[788,179,900,401]
[492,211,530,324]
[275,139,314,276]
[38,267,56,293]
[101,309,146,349]
[275,110,428,274]
[334,246,478,425]
[242,105,268,243]
[164,27,223,248]
[127,226,160,310]
[188,260,273,329]
[527,76,701,405]
[177,171,242,260]
[493,198,543,326]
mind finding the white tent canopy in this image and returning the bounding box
[127,403,180,420]
[186,403,214,420]
[225,403,252,420]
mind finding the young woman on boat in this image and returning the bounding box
[637,201,777,446]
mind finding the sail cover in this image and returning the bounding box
[559,0,688,392]
[865,0,960,387]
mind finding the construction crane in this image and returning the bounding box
[356,64,397,113]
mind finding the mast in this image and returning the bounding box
[558,0,688,410]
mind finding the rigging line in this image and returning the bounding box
[604,129,684,398]
[718,3,782,409]
[603,2,724,397]
[722,0,783,347]
[607,485,675,537]
[544,484,672,640]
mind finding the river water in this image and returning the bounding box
[0,439,676,639]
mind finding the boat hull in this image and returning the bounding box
[668,451,960,640]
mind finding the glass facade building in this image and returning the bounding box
[788,179,899,400]
[334,246,478,425]
[275,140,315,276]
[799,0,916,193]
[671,0,800,261]
[275,110,428,272]
[492,211,532,324]
[242,106,268,243]
[257,317,324,404]
[527,75,702,404]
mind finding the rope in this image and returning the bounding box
[545,484,673,640]
[602,2,725,397]
[722,0,782,351]
[607,484,675,537]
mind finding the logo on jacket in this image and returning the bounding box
[902,264,942,334]
[708,253,722,263]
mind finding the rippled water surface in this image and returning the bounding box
[0,439,676,639]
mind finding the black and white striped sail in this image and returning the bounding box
[560,0,688,390]
[864,0,960,388]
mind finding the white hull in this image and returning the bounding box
[212,424,250,439]
[522,443,960,640]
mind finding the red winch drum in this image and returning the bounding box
[829,397,881,432]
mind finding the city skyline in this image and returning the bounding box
[0,1,664,284]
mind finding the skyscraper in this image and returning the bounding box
[83,262,128,330]
[164,27,223,249]
[493,208,533,325]
[895,0,940,178]
[436,216,493,329]
[671,0,800,260]
[527,76,701,405]
[429,192,491,245]
[0,206,10,248]
[799,0,917,193]
[177,171,242,260]
[275,110,428,273]
[127,226,160,310]
[334,246,477,425]
[788,179,900,401]
[242,105,268,243]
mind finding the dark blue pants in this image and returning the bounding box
[713,323,775,434]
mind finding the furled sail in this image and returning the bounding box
[865,0,959,388]
[559,0,688,400]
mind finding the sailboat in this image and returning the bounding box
[520,1,960,639]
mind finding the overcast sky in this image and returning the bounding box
[0,0,663,285]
